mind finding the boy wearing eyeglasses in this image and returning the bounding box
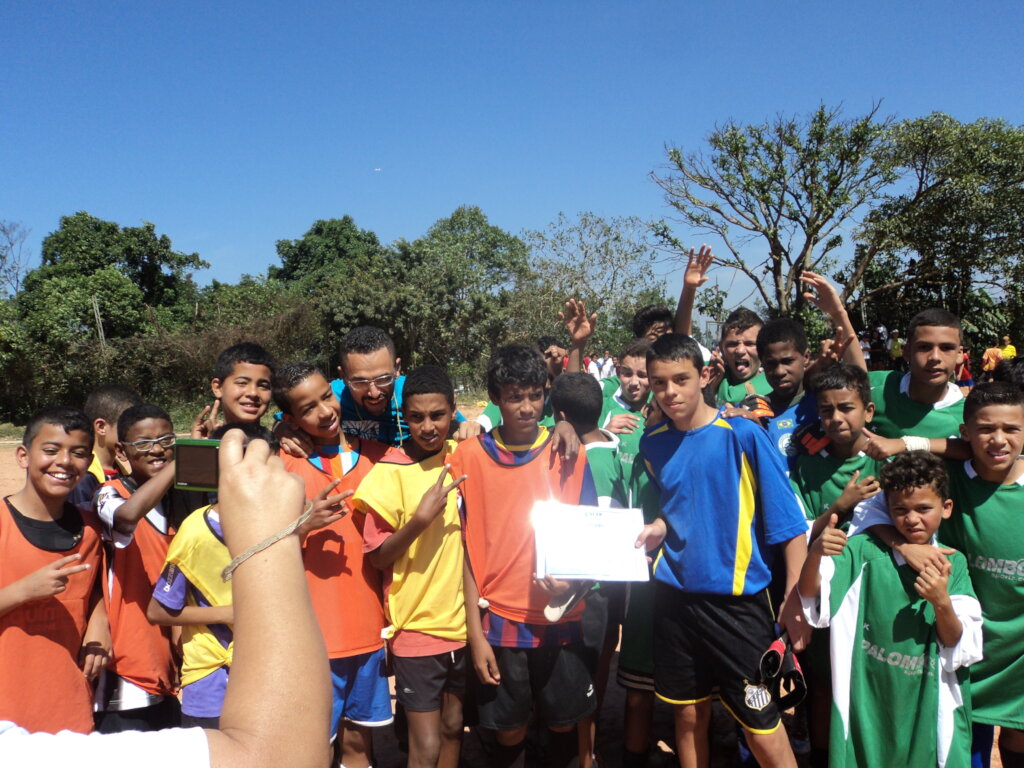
[91,404,185,732]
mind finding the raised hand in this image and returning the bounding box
[800,270,845,321]
[815,513,848,557]
[836,470,880,512]
[191,399,222,439]
[15,554,91,603]
[559,298,597,348]
[413,465,467,525]
[297,478,354,538]
[683,244,714,289]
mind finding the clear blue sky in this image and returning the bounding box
[3,1,1022,306]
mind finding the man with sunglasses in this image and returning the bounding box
[277,326,483,455]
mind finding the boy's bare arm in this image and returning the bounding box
[462,555,500,685]
[80,591,111,681]
[673,245,713,336]
[0,554,91,619]
[110,461,178,534]
[800,270,866,371]
[368,467,466,570]
[861,431,972,462]
[146,596,234,627]
[778,531,812,650]
[865,523,956,574]
[798,514,847,599]
[560,298,596,374]
[915,561,963,648]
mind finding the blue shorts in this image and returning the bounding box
[329,647,393,737]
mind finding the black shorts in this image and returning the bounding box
[475,642,596,731]
[653,583,782,733]
[393,649,467,713]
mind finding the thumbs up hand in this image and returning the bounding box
[817,513,848,557]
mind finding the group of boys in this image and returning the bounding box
[1,246,1022,768]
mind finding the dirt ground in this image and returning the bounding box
[0,442,1003,767]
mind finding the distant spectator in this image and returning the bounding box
[1001,335,1017,360]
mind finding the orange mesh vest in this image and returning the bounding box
[102,479,177,697]
[0,502,101,733]
[452,436,588,625]
[281,438,388,658]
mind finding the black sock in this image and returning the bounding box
[544,728,579,768]
[621,747,649,768]
[1001,747,1024,768]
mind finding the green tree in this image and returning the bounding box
[845,113,1024,323]
[271,215,385,283]
[521,212,670,355]
[35,211,207,314]
[653,104,896,315]
[0,220,31,298]
[391,206,531,377]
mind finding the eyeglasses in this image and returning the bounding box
[125,434,177,454]
[347,374,396,392]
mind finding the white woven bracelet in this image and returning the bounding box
[221,500,315,582]
[901,435,931,453]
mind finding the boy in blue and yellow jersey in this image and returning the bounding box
[68,384,142,516]
[353,365,467,768]
[451,344,597,768]
[635,334,809,768]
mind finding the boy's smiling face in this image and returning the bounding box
[887,485,952,545]
[212,361,273,423]
[119,417,175,482]
[649,356,711,430]
[816,387,874,448]
[283,372,342,445]
[617,355,650,409]
[17,425,92,500]
[720,326,761,383]
[493,384,544,444]
[761,340,809,398]
[404,393,454,459]
[961,403,1024,481]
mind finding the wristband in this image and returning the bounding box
[221,500,315,581]
[901,435,930,453]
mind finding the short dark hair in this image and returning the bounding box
[340,326,396,363]
[646,333,705,372]
[549,372,603,430]
[619,338,652,362]
[756,318,808,357]
[810,363,871,407]
[632,305,674,340]
[906,308,961,344]
[117,404,172,443]
[964,381,1024,423]
[23,406,94,448]
[992,356,1024,391]
[536,336,561,353]
[272,362,322,414]
[487,345,547,400]
[84,384,143,426]
[880,451,949,502]
[213,342,276,381]
[720,307,763,340]
[210,421,280,452]
[403,365,455,409]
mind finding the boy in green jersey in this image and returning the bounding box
[939,382,1024,767]
[799,452,982,768]
[598,339,652,477]
[789,363,883,766]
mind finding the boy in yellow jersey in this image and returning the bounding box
[352,365,468,768]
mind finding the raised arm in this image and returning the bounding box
[107,462,178,535]
[800,271,866,371]
[559,298,597,374]
[673,245,714,336]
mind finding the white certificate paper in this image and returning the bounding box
[532,501,650,582]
